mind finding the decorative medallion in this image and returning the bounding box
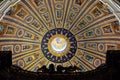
[41,28,77,63]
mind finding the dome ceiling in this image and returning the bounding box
[0,0,120,72]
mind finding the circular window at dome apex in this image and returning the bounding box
[41,28,77,63]
[51,36,68,53]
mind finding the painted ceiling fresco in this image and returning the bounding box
[0,0,120,72]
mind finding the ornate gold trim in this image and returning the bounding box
[48,34,70,57]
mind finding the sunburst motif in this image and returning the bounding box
[41,28,77,63]
[0,0,120,72]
